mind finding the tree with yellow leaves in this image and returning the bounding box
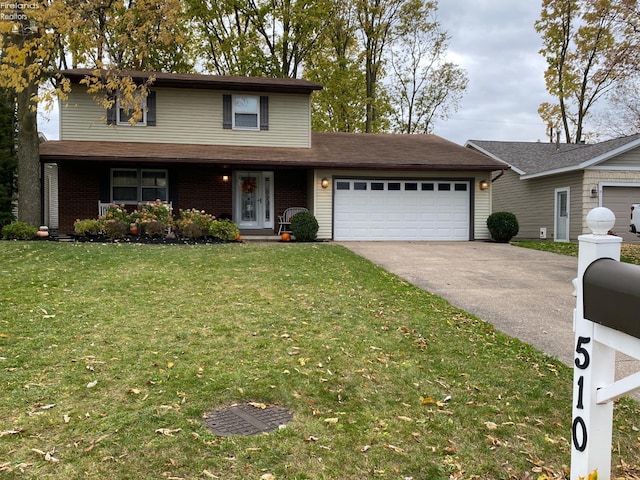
[0,0,192,226]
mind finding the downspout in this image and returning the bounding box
[491,169,506,183]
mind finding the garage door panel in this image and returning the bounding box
[334,179,470,241]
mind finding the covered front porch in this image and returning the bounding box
[42,159,312,236]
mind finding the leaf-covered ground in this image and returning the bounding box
[1,242,639,479]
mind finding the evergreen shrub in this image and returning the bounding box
[290,211,319,242]
[486,211,519,243]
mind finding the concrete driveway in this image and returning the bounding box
[340,241,640,397]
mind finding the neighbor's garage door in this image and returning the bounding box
[333,179,470,241]
[602,186,640,243]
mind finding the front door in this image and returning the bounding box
[235,171,274,230]
[555,188,570,242]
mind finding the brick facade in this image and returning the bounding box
[55,162,308,235]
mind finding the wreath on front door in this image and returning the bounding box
[241,178,257,194]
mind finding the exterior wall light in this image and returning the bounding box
[222,175,230,183]
[479,180,489,190]
[321,177,330,189]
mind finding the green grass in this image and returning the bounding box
[514,239,640,265]
[1,242,639,479]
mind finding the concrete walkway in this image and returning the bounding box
[340,241,640,399]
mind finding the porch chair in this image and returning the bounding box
[98,201,112,217]
[277,207,308,235]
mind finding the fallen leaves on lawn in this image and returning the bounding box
[155,428,182,436]
[0,429,23,437]
[32,448,59,464]
[384,444,406,454]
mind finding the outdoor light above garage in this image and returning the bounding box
[479,180,489,190]
[321,178,330,189]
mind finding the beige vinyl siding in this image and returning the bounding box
[60,87,312,148]
[597,145,640,168]
[312,169,492,240]
[583,169,640,237]
[493,170,583,240]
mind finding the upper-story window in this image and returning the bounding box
[223,94,269,131]
[107,91,156,126]
[117,96,147,126]
[234,96,259,129]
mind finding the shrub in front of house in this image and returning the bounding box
[103,204,132,225]
[2,221,38,240]
[74,218,102,236]
[132,200,173,235]
[486,211,519,243]
[175,208,216,239]
[143,220,166,238]
[290,211,319,242]
[103,219,129,240]
[209,219,241,241]
[0,211,15,230]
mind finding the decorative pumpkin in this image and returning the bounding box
[37,226,49,238]
[281,232,291,242]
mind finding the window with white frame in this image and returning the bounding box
[112,169,168,203]
[223,94,268,131]
[233,95,259,129]
[117,96,147,126]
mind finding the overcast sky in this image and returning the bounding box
[434,0,554,145]
[38,0,554,146]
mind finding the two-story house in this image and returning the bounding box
[39,69,507,240]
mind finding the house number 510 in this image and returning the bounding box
[572,336,591,452]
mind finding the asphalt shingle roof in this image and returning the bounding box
[60,68,323,94]
[40,132,508,172]
[468,134,640,176]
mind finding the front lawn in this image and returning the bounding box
[1,242,639,479]
[514,240,640,265]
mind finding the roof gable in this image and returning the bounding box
[467,134,640,178]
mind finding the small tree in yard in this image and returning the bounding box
[486,211,519,243]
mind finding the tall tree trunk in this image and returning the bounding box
[16,82,41,227]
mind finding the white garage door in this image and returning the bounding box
[602,186,640,243]
[333,179,470,241]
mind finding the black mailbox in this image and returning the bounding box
[583,258,640,340]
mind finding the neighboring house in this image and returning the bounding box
[467,134,640,242]
[40,69,507,241]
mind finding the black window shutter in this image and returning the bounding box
[106,95,117,125]
[222,94,232,129]
[146,91,156,126]
[99,167,110,201]
[260,96,269,131]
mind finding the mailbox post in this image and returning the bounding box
[571,207,640,479]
